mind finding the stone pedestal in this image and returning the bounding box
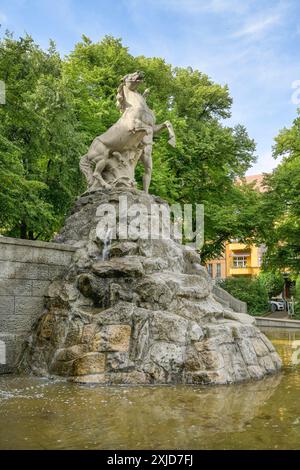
[21,188,281,384]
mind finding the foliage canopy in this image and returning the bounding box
[0,33,257,256]
[258,110,300,274]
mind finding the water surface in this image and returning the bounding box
[1,328,300,449]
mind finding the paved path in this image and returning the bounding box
[267,310,289,319]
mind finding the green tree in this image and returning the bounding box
[0,134,53,237]
[258,110,300,273]
[0,33,84,239]
[293,276,300,318]
[1,33,257,250]
[258,271,284,298]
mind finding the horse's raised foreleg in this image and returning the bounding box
[153,121,176,147]
[153,122,166,134]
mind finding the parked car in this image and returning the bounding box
[268,299,286,313]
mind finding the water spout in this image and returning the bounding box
[102,229,112,260]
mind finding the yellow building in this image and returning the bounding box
[206,242,265,280]
[206,254,226,280]
[206,174,266,280]
[225,241,265,277]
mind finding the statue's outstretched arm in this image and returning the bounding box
[153,121,176,148]
[143,88,151,99]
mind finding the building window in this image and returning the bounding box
[233,256,248,268]
[216,263,221,278]
[207,264,213,277]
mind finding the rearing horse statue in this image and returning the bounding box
[80,71,176,193]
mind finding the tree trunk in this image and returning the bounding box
[20,222,27,239]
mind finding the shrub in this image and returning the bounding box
[258,271,284,298]
[218,277,269,316]
[293,276,300,319]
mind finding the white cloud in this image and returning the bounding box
[197,0,248,14]
[247,151,282,175]
[0,11,7,23]
[233,13,281,38]
[176,0,245,13]
[128,0,247,15]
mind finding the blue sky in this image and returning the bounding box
[1,0,300,174]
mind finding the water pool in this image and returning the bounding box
[0,327,300,449]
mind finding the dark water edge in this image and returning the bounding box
[0,327,300,450]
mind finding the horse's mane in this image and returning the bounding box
[116,73,146,113]
[116,75,128,113]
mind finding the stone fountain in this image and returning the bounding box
[22,72,281,384]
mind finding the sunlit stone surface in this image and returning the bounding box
[21,188,281,384]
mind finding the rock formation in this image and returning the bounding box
[22,188,282,384]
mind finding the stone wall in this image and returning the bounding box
[255,317,300,329]
[0,237,76,374]
[212,284,247,314]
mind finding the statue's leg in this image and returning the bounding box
[140,143,153,193]
[86,139,111,190]
[92,155,111,189]
[79,154,94,186]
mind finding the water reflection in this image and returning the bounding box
[0,328,300,449]
[262,327,300,370]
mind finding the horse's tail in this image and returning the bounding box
[79,154,94,186]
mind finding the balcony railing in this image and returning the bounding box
[229,266,254,275]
